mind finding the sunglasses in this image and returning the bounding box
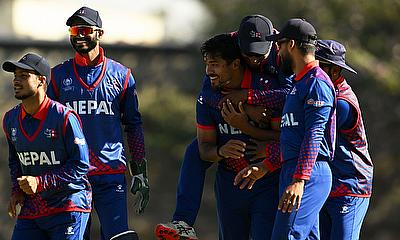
[69,26,100,36]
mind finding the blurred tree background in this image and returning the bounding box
[0,0,399,239]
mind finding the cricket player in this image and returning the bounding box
[316,39,373,240]
[47,6,147,240]
[2,53,91,240]
[155,15,292,240]
[236,19,337,239]
[197,33,281,239]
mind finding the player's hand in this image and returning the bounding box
[219,89,247,108]
[247,139,268,161]
[8,192,24,218]
[278,178,305,213]
[129,159,150,214]
[219,139,246,159]
[244,105,272,125]
[17,176,38,195]
[221,100,248,130]
[233,162,268,189]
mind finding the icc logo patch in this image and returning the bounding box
[62,78,74,92]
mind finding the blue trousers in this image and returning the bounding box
[216,166,280,240]
[172,139,213,226]
[272,160,332,240]
[12,211,89,240]
[319,196,370,240]
[84,174,129,240]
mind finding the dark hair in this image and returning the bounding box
[200,33,242,65]
[295,41,316,55]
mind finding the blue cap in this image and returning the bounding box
[2,53,51,83]
[238,15,274,55]
[66,6,102,28]
[316,40,357,74]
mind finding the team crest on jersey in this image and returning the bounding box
[11,128,17,142]
[62,78,74,91]
[44,128,57,139]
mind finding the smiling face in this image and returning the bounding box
[69,18,102,54]
[13,68,42,100]
[203,53,235,90]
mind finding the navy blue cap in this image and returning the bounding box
[66,6,102,28]
[316,40,357,74]
[266,18,317,45]
[238,15,274,55]
[2,53,51,83]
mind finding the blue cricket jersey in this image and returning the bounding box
[48,48,145,176]
[280,61,336,180]
[197,68,279,173]
[2,97,91,219]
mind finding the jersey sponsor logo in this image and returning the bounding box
[74,137,86,145]
[17,151,61,166]
[66,100,115,115]
[218,123,242,135]
[11,128,17,142]
[306,98,326,107]
[281,113,299,127]
[44,128,57,139]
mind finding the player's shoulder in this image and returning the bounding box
[106,57,130,71]
[52,58,73,71]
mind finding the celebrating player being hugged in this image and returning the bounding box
[2,53,92,240]
[47,6,147,240]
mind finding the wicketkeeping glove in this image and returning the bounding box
[128,158,149,214]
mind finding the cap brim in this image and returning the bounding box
[66,16,98,27]
[241,41,272,55]
[2,61,35,73]
[316,55,357,74]
[265,33,282,41]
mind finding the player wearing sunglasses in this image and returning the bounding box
[48,6,147,240]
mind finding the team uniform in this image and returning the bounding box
[196,68,281,240]
[48,48,145,240]
[166,39,291,228]
[319,76,373,240]
[272,61,336,240]
[3,97,91,240]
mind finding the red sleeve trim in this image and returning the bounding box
[35,176,43,193]
[196,124,215,130]
[120,68,131,101]
[50,68,59,100]
[262,158,279,173]
[292,173,310,181]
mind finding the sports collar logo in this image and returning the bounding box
[44,128,57,139]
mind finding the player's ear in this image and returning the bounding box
[232,58,241,69]
[38,75,46,87]
[96,29,104,40]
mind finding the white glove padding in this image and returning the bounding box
[128,159,149,214]
[130,173,149,214]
